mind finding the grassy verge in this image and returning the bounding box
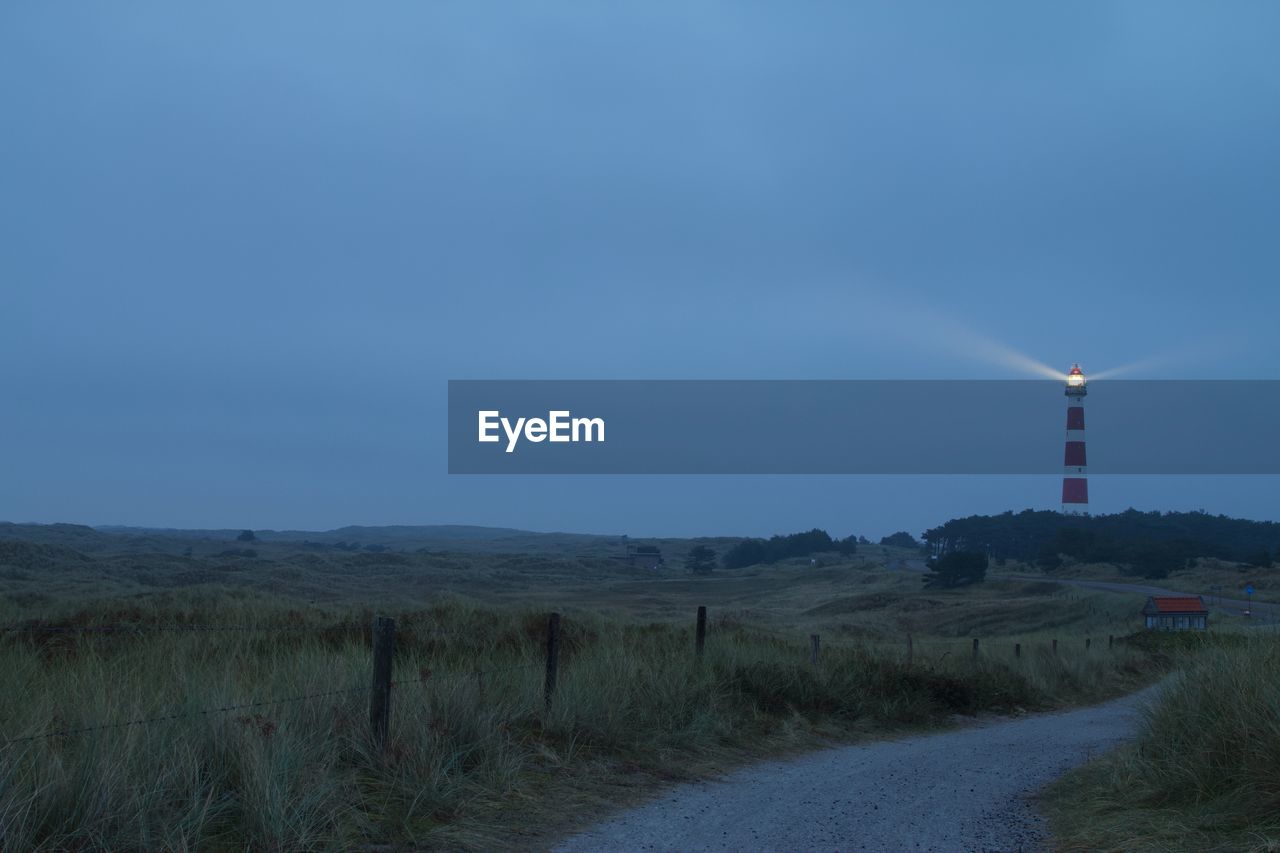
[1042,632,1280,852]
[993,558,1280,606]
[0,596,1164,850]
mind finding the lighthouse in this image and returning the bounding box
[1062,364,1088,514]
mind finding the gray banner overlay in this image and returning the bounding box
[447,380,1280,474]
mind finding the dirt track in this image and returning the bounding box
[556,685,1161,852]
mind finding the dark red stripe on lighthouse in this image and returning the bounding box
[1066,406,1085,430]
[1064,441,1087,467]
[1062,478,1089,504]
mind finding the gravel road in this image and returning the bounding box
[556,685,1161,852]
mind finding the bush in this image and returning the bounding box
[685,545,717,575]
[923,551,989,589]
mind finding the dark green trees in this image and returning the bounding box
[923,550,989,589]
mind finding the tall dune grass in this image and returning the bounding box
[1044,633,1280,852]
[0,600,1161,850]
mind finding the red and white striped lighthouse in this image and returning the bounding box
[1062,364,1088,514]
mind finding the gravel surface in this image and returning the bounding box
[556,685,1161,852]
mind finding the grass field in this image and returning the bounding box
[1042,632,1280,852]
[0,526,1173,849]
[991,556,1280,605]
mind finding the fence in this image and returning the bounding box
[0,608,1122,749]
[887,632,1118,665]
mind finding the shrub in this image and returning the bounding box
[923,551,989,589]
[685,545,717,575]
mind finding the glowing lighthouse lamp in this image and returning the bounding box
[1062,364,1088,515]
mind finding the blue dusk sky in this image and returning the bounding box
[3,2,1279,539]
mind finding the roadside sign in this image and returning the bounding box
[1246,584,1256,596]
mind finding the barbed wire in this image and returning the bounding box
[467,662,544,677]
[1,683,372,746]
[391,661,543,687]
[0,606,1131,747]
[0,623,472,636]
[0,625,308,634]
[3,659,546,746]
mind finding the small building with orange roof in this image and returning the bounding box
[1142,595,1208,631]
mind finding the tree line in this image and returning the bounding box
[679,509,1280,586]
[698,529,922,572]
[719,528,859,569]
[922,509,1280,579]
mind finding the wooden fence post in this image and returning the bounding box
[1052,638,1058,655]
[544,612,561,710]
[370,615,396,749]
[810,634,821,664]
[906,633,913,667]
[695,606,707,658]
[971,637,979,660]
[1014,642,1021,659]
[1108,634,1114,649]
[1085,637,1091,650]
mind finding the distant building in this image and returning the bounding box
[625,547,663,570]
[1142,596,1208,631]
